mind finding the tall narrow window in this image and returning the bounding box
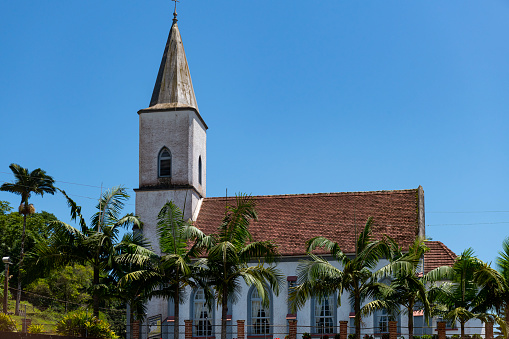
[159,148,172,178]
[249,288,271,335]
[313,295,335,334]
[198,156,202,185]
[192,288,213,337]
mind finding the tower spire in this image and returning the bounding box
[144,0,199,113]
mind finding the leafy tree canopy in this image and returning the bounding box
[0,204,56,285]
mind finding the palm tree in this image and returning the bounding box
[114,231,157,335]
[431,248,506,339]
[0,163,56,315]
[35,186,143,316]
[496,238,509,326]
[196,194,284,339]
[121,201,211,339]
[364,238,436,339]
[289,217,411,339]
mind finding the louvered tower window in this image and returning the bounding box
[158,148,172,177]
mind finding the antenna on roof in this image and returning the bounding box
[354,207,357,258]
[225,188,228,216]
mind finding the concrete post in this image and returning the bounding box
[185,320,193,339]
[339,321,348,339]
[389,321,397,339]
[437,321,446,339]
[485,322,494,339]
[237,320,245,339]
[289,320,297,339]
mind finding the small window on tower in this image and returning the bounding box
[159,148,172,177]
[198,156,202,185]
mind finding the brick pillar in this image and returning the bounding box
[238,320,245,339]
[339,321,348,339]
[22,318,31,333]
[389,321,397,339]
[132,321,140,339]
[437,321,446,339]
[185,320,193,339]
[485,322,494,339]
[289,320,297,339]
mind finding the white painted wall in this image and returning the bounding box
[139,258,484,339]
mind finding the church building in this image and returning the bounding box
[132,9,464,339]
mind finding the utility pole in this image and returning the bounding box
[3,256,12,314]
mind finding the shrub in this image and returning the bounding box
[364,335,374,339]
[335,333,342,339]
[303,333,311,339]
[452,335,460,339]
[382,333,390,339]
[0,312,16,332]
[472,334,482,339]
[349,334,357,339]
[322,335,329,339]
[28,324,45,334]
[56,310,118,339]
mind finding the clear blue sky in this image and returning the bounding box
[1,1,508,265]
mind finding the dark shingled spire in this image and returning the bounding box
[147,11,199,112]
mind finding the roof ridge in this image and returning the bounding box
[204,188,419,200]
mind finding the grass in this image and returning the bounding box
[3,298,63,334]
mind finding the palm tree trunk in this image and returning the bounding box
[354,291,361,339]
[407,303,414,339]
[15,213,27,316]
[93,266,100,317]
[174,287,180,339]
[460,320,465,339]
[505,305,509,329]
[221,287,228,339]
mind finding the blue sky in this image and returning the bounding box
[1,1,508,264]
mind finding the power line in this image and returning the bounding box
[428,211,509,214]
[0,180,135,206]
[427,221,509,227]
[0,171,132,190]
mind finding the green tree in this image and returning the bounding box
[121,201,210,339]
[0,163,56,315]
[289,217,410,339]
[35,186,143,316]
[496,238,509,327]
[26,264,93,310]
[432,248,506,339]
[0,202,57,298]
[197,194,283,339]
[363,238,441,339]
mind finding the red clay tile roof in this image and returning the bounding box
[195,189,421,256]
[423,241,457,273]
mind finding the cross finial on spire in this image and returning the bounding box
[172,0,179,23]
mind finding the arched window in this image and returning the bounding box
[248,287,272,335]
[312,294,336,334]
[158,148,172,178]
[191,288,213,337]
[198,156,202,185]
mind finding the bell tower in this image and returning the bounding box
[135,10,207,255]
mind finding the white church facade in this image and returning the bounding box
[131,10,475,339]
